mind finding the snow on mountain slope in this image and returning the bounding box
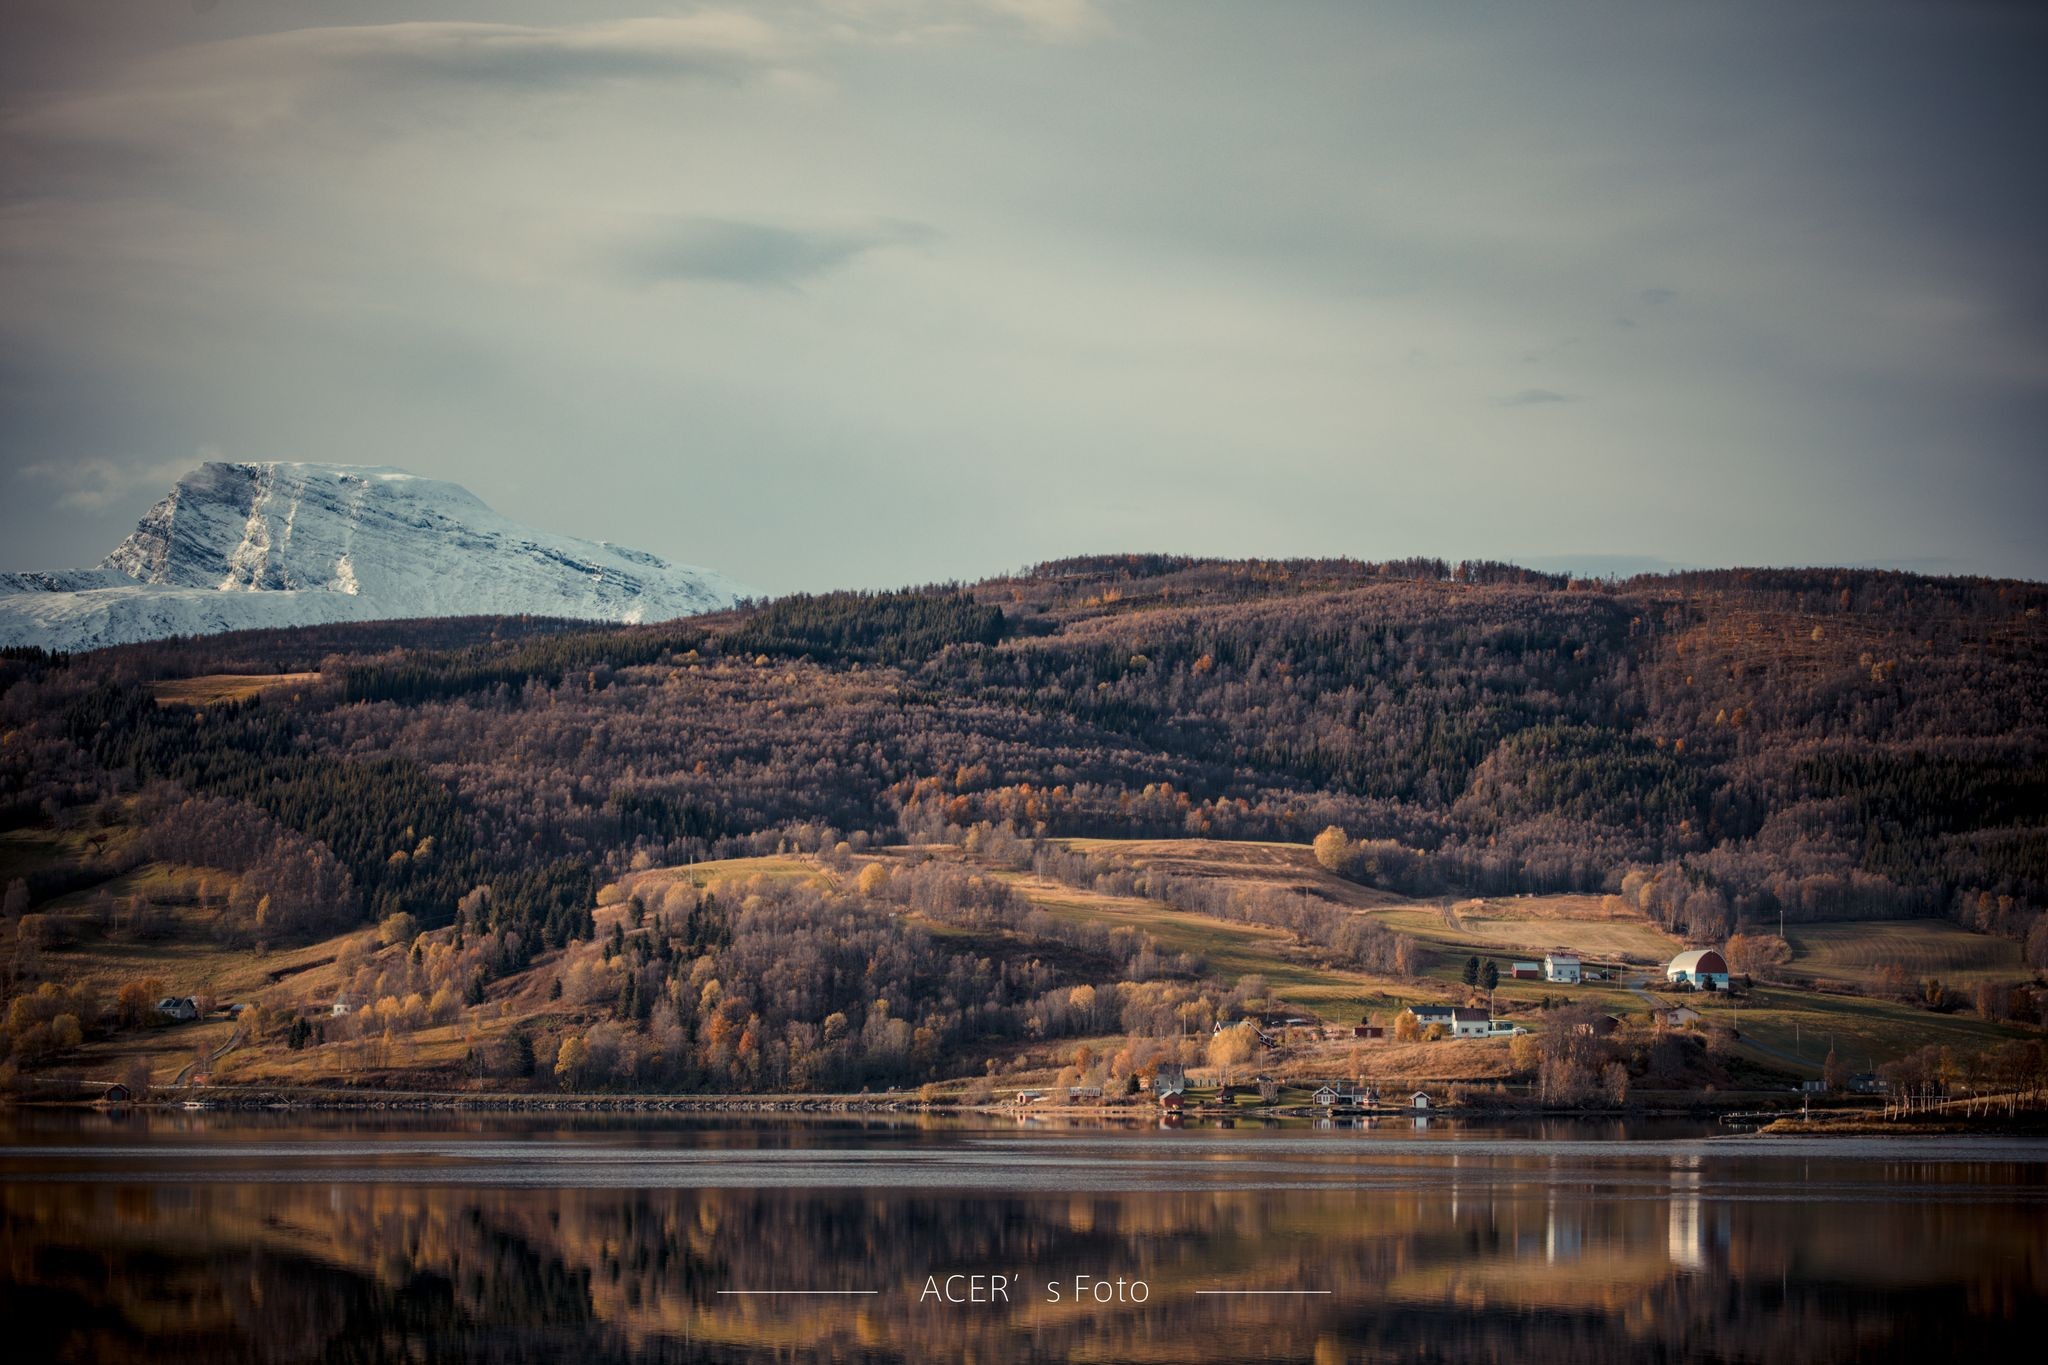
[0,463,745,651]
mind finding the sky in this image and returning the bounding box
[2,0,2045,593]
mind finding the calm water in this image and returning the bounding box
[2,1111,2044,1362]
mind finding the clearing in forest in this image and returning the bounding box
[145,673,321,706]
[1784,918,2029,988]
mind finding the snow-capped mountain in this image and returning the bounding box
[0,462,745,651]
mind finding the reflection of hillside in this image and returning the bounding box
[6,1167,2046,1363]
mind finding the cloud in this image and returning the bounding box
[16,454,198,512]
[821,0,1108,43]
[612,217,936,288]
[1497,388,1576,407]
[12,15,799,150]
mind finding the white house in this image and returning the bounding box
[329,993,353,1017]
[1313,1085,1343,1107]
[1406,1004,1457,1030]
[1447,1007,1494,1039]
[155,996,200,1022]
[1666,949,1731,991]
[1411,1091,1432,1110]
[1544,953,1581,984]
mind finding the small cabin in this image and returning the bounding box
[1661,1006,1703,1028]
[1353,1023,1385,1039]
[100,1082,132,1105]
[155,996,200,1022]
[1511,961,1542,981]
[329,994,353,1017]
[1313,1085,1342,1107]
[1012,1090,1045,1106]
[1410,1091,1432,1111]
[1159,1090,1185,1112]
[1544,953,1581,985]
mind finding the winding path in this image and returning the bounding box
[171,1023,244,1087]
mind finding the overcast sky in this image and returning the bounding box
[3,1,2045,592]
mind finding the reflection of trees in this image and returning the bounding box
[2,1174,2044,1362]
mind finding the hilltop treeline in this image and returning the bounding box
[3,562,2045,969]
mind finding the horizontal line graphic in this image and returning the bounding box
[716,1289,880,1295]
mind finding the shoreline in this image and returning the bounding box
[9,1083,2010,1128]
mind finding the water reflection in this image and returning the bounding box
[1,1112,2042,1362]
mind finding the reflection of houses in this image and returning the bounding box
[1666,949,1730,990]
[1544,953,1581,984]
[1667,1180,1731,1270]
[1666,1156,1733,1271]
[156,996,200,1022]
[1545,1191,1584,1263]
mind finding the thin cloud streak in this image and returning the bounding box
[612,217,937,289]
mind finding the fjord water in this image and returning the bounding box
[1,1113,2042,1362]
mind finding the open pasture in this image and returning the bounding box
[1785,918,2028,988]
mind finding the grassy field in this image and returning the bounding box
[602,856,834,909]
[1374,898,1684,966]
[1058,838,1407,909]
[1005,875,1410,1021]
[145,672,321,706]
[1646,982,2029,1074]
[1785,918,2029,988]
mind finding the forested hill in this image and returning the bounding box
[4,556,2045,968]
